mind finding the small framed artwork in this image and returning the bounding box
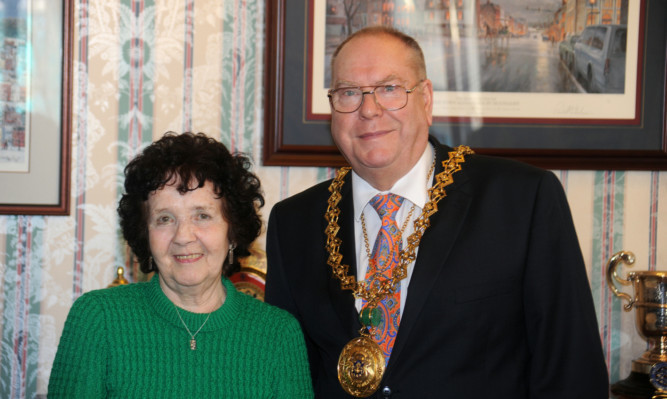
[0,0,73,214]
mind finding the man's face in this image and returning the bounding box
[330,34,433,189]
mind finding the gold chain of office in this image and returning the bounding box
[324,145,474,310]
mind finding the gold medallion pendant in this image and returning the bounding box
[338,335,386,398]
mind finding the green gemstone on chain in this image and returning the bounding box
[360,306,382,327]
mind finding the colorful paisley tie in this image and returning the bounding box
[362,193,404,364]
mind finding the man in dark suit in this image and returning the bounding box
[265,26,609,398]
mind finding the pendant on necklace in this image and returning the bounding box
[190,338,197,350]
[360,306,382,328]
[338,335,385,397]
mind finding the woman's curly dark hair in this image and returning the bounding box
[117,132,264,276]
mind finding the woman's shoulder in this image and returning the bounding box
[59,283,150,335]
[235,293,301,329]
[236,292,293,318]
[70,282,147,311]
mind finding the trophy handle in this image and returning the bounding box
[606,250,636,311]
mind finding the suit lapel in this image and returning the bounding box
[387,144,474,370]
[326,172,362,337]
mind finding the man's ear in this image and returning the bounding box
[421,79,434,126]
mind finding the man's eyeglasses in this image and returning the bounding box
[327,81,424,113]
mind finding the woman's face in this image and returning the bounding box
[147,179,229,298]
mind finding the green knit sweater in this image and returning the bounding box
[48,275,313,398]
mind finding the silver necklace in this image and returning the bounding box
[174,307,212,350]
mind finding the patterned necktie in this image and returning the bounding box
[362,193,404,364]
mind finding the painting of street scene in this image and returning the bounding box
[312,0,634,120]
[0,0,28,172]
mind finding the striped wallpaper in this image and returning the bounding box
[0,1,665,397]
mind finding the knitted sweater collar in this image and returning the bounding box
[146,274,242,332]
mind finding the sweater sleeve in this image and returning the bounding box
[48,292,107,398]
[274,314,314,399]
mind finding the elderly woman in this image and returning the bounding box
[48,132,313,398]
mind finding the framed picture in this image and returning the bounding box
[263,0,667,170]
[0,0,72,214]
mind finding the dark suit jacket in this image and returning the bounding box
[265,138,609,398]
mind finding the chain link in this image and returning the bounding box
[324,146,474,309]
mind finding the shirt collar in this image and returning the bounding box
[352,143,434,221]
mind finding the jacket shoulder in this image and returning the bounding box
[434,141,547,177]
[271,178,337,214]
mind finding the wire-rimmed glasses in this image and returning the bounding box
[327,80,424,113]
